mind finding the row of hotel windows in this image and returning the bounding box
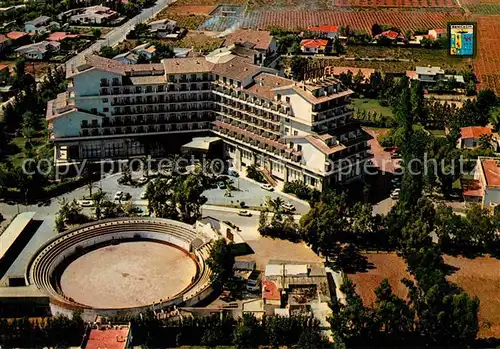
[80,122,210,136]
[82,142,145,158]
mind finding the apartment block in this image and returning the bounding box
[47,51,371,190]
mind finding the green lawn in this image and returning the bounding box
[427,129,446,137]
[352,98,394,118]
[6,136,49,167]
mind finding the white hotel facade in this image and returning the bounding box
[47,50,372,190]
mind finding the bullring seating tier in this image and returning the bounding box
[26,218,214,311]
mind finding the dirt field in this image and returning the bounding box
[60,241,197,309]
[347,252,412,305]
[444,255,500,338]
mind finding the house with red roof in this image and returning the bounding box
[374,30,403,41]
[458,126,493,149]
[307,24,339,40]
[6,31,29,46]
[463,157,500,209]
[48,32,79,42]
[83,324,131,349]
[300,39,328,54]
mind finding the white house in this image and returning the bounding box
[24,16,54,34]
[15,41,60,60]
[149,18,177,33]
[458,126,493,149]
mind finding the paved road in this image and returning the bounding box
[65,0,175,70]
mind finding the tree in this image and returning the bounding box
[477,89,497,116]
[91,189,107,220]
[296,328,330,349]
[91,28,101,38]
[233,313,262,348]
[352,70,364,94]
[371,23,382,37]
[206,238,234,289]
[333,39,345,54]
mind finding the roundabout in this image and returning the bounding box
[26,218,214,313]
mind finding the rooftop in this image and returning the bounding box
[375,30,400,39]
[7,31,28,40]
[223,29,274,51]
[460,126,492,140]
[48,32,79,41]
[84,326,130,349]
[480,158,500,188]
[25,15,50,26]
[300,39,328,49]
[416,66,445,76]
[262,280,280,301]
[0,212,36,260]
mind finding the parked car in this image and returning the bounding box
[390,188,400,199]
[228,169,239,177]
[390,148,399,155]
[114,191,123,200]
[261,183,274,191]
[238,210,252,217]
[391,152,402,159]
[79,200,93,207]
[123,192,132,200]
[282,203,295,212]
[140,191,147,199]
[137,177,148,185]
[217,181,226,189]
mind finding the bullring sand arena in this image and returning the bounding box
[28,218,214,312]
[60,241,197,309]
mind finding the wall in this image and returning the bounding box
[73,69,121,97]
[51,110,97,138]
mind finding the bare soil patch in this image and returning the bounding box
[444,255,500,338]
[347,252,411,306]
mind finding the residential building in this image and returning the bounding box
[113,51,140,64]
[59,5,118,25]
[325,66,376,84]
[132,43,156,60]
[47,31,79,42]
[464,157,500,209]
[149,18,177,32]
[307,25,339,40]
[374,30,404,42]
[48,53,371,190]
[300,39,328,54]
[428,28,446,40]
[458,126,493,149]
[223,29,277,59]
[15,41,60,60]
[6,31,29,45]
[262,260,331,329]
[407,66,464,84]
[82,323,132,349]
[24,16,54,34]
[0,34,8,53]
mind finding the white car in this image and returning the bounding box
[140,191,147,199]
[137,177,148,185]
[261,183,274,191]
[79,200,93,207]
[390,188,400,199]
[282,203,295,212]
[114,191,123,200]
[238,210,252,217]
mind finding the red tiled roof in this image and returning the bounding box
[307,24,339,33]
[85,327,129,349]
[460,126,492,140]
[481,158,500,188]
[0,64,9,72]
[0,34,7,44]
[406,70,418,79]
[300,39,328,49]
[263,280,280,301]
[376,30,400,39]
[48,32,79,41]
[7,31,27,40]
[433,28,446,34]
[462,179,483,197]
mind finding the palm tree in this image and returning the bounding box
[266,197,284,214]
[91,189,107,220]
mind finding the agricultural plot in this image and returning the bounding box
[473,15,500,94]
[242,10,465,32]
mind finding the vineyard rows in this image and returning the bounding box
[473,15,500,94]
[243,10,465,32]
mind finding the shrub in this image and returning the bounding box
[283,180,321,203]
[246,165,265,183]
[240,201,246,208]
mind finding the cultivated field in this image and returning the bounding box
[473,15,500,94]
[347,252,412,305]
[444,255,500,338]
[242,10,465,32]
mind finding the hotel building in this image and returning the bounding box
[47,48,372,190]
